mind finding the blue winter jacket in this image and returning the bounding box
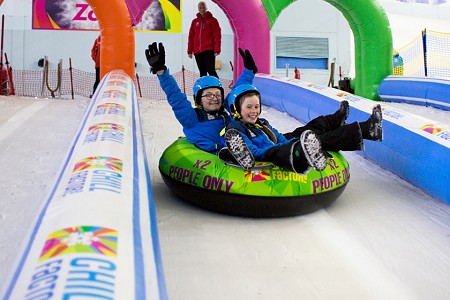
[226,119,293,160]
[158,68,254,153]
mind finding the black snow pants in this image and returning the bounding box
[264,113,363,174]
[283,114,363,152]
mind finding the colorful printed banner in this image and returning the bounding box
[397,0,447,5]
[3,70,167,299]
[32,0,182,32]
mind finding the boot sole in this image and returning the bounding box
[371,104,383,141]
[339,100,349,127]
[300,130,327,171]
[225,129,255,169]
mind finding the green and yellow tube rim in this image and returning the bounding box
[159,137,350,217]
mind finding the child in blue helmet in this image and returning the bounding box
[224,84,383,173]
[145,42,258,153]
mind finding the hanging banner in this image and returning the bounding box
[32,0,182,32]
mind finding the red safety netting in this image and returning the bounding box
[0,64,12,95]
[8,67,233,100]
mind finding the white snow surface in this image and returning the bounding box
[1,95,450,300]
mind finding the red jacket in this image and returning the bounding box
[91,36,101,68]
[187,11,221,55]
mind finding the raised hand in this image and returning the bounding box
[145,42,167,74]
[239,48,258,74]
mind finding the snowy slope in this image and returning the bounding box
[1,96,450,299]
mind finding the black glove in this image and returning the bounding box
[145,42,167,74]
[239,48,258,74]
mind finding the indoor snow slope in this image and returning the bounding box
[1,96,450,300]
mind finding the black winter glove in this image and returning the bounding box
[145,42,167,74]
[239,48,258,74]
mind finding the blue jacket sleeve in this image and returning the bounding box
[192,134,221,153]
[223,68,255,111]
[233,68,255,87]
[158,70,198,129]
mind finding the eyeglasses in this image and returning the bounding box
[201,93,222,100]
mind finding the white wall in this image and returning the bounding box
[0,0,351,84]
[0,0,237,79]
[381,0,450,48]
[2,0,450,84]
[271,0,352,85]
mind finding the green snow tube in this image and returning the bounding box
[159,138,350,217]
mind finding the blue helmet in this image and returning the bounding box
[228,84,261,119]
[193,76,224,106]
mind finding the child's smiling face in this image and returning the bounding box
[240,95,261,124]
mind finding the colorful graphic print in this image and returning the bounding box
[94,103,126,117]
[102,90,128,100]
[88,123,124,133]
[39,226,118,261]
[107,81,129,89]
[421,124,446,134]
[244,171,271,182]
[336,92,349,97]
[84,123,125,144]
[73,156,123,173]
[244,166,272,182]
[32,0,182,31]
[397,0,446,5]
[109,74,128,81]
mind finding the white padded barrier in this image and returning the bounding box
[2,70,167,299]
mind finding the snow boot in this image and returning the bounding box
[225,129,255,169]
[334,100,349,127]
[266,131,327,174]
[264,140,308,174]
[360,104,383,141]
[299,130,327,172]
[218,147,238,164]
[319,122,364,152]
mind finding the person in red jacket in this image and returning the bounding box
[187,1,221,78]
[91,35,101,97]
